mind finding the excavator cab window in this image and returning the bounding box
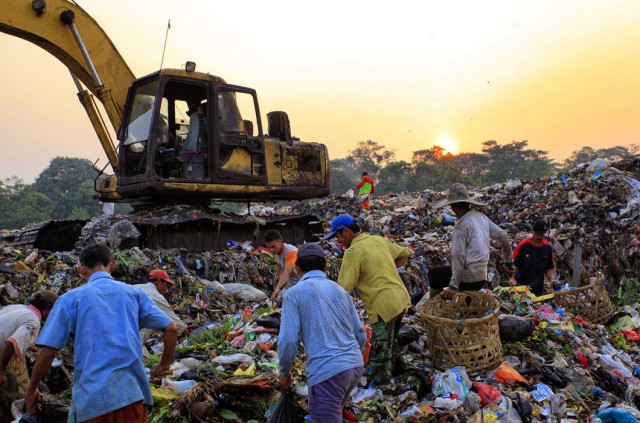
[121,79,158,176]
[152,81,209,180]
[215,88,266,182]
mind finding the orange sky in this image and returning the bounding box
[1,1,640,182]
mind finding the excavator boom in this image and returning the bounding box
[0,0,135,170]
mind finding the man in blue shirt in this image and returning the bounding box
[24,243,177,422]
[278,243,366,423]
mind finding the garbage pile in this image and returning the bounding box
[2,157,640,422]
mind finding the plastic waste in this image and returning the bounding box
[351,388,383,404]
[233,363,256,376]
[162,378,197,394]
[266,390,307,423]
[212,353,254,365]
[433,396,462,410]
[596,408,639,423]
[498,314,535,341]
[472,381,502,406]
[593,353,633,378]
[493,363,530,385]
[531,382,554,402]
[432,366,471,399]
[222,283,268,302]
[398,405,424,421]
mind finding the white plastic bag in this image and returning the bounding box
[432,366,471,399]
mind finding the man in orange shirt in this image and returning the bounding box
[264,230,300,301]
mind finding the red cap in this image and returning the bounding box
[149,269,174,284]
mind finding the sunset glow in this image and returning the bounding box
[434,137,459,156]
[1,0,640,181]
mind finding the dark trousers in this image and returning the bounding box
[309,367,364,423]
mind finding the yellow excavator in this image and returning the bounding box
[0,0,330,250]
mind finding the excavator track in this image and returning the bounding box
[1,206,322,252]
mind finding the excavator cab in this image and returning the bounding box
[116,69,330,205]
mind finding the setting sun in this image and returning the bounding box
[434,136,459,155]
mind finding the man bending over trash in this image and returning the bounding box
[0,290,58,422]
[138,269,187,359]
[25,243,177,423]
[264,229,300,301]
[278,243,366,423]
[328,214,411,387]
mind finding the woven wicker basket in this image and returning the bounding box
[421,291,503,377]
[554,282,613,324]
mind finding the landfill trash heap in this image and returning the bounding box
[2,156,640,421]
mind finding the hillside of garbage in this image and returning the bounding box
[2,157,640,422]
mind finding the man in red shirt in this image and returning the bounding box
[512,220,555,296]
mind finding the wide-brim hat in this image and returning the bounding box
[433,183,485,208]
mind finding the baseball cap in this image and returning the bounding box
[325,214,356,240]
[149,269,174,284]
[297,243,325,258]
[532,220,547,235]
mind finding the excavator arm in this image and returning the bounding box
[0,0,136,169]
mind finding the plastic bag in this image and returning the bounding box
[493,363,529,385]
[266,390,306,423]
[498,315,534,342]
[597,408,639,423]
[162,378,197,394]
[432,366,471,399]
[472,382,503,407]
[351,388,383,404]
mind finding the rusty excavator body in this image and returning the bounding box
[0,0,331,251]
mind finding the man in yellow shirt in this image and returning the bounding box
[326,214,411,385]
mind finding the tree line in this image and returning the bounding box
[0,157,115,230]
[331,141,639,195]
[0,143,636,230]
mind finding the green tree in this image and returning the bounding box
[330,157,358,194]
[481,140,556,184]
[377,161,412,193]
[0,177,54,229]
[452,153,489,182]
[33,157,98,219]
[409,145,463,191]
[348,140,395,176]
[564,145,631,169]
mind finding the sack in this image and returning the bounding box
[266,390,306,423]
[498,315,535,342]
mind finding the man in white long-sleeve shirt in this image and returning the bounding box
[138,269,187,358]
[434,184,514,299]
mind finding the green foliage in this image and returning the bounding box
[480,140,556,185]
[220,409,239,421]
[613,277,640,308]
[34,157,98,220]
[564,145,631,168]
[149,405,183,423]
[0,157,102,229]
[331,139,559,195]
[347,140,395,176]
[0,177,54,229]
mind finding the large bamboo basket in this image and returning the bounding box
[421,291,503,377]
[554,282,613,324]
